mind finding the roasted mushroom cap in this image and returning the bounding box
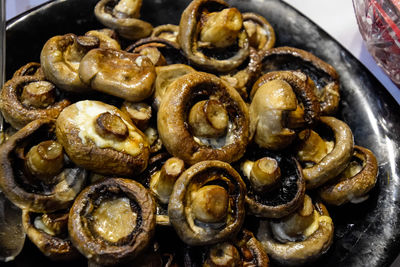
[260,46,340,115]
[0,76,70,129]
[151,24,180,44]
[240,149,305,218]
[319,145,378,205]
[85,28,121,50]
[168,160,246,245]
[68,178,156,266]
[22,210,79,260]
[40,34,99,93]
[0,119,87,213]
[79,48,156,102]
[55,100,150,176]
[184,229,269,267]
[243,12,275,55]
[257,197,334,266]
[297,116,354,189]
[12,62,45,79]
[94,0,153,40]
[120,101,152,130]
[158,72,249,165]
[178,0,250,72]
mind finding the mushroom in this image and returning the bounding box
[319,145,378,205]
[243,12,276,55]
[158,71,249,165]
[12,62,45,79]
[68,178,156,266]
[260,46,340,115]
[40,33,99,93]
[296,116,354,189]
[168,160,246,245]
[120,101,152,130]
[79,48,156,102]
[0,119,87,213]
[22,210,80,260]
[257,196,334,266]
[240,149,305,218]
[184,229,269,266]
[94,0,153,40]
[153,64,196,109]
[178,0,250,72]
[85,28,121,50]
[151,24,180,44]
[0,76,71,129]
[55,100,150,176]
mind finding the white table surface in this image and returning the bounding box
[5,0,400,266]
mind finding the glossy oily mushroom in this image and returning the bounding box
[120,101,152,130]
[168,160,246,245]
[12,62,45,79]
[260,46,340,115]
[94,0,153,40]
[79,48,156,102]
[157,71,249,165]
[0,76,70,129]
[257,197,334,266]
[0,119,87,213]
[319,145,378,205]
[68,178,156,266]
[22,210,79,261]
[240,150,305,218]
[243,12,276,55]
[178,0,250,72]
[298,116,354,189]
[55,100,150,176]
[151,24,180,44]
[85,28,121,50]
[183,229,269,267]
[40,33,99,93]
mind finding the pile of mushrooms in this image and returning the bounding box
[0,0,379,266]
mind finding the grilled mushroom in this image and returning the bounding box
[68,178,156,266]
[168,160,246,245]
[257,196,334,266]
[79,48,156,102]
[296,116,354,189]
[260,46,340,115]
[0,76,70,129]
[22,210,79,260]
[151,24,180,44]
[85,28,121,50]
[0,119,87,213]
[120,101,152,130]
[55,100,149,176]
[94,0,153,40]
[243,12,275,55]
[178,0,249,72]
[158,72,249,165]
[319,145,378,205]
[40,34,99,93]
[12,62,45,79]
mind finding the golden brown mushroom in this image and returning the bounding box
[55,100,150,176]
[158,72,249,165]
[168,160,246,245]
[120,101,152,130]
[0,119,87,213]
[296,116,354,189]
[243,12,276,55]
[151,24,180,44]
[178,0,249,72]
[0,76,70,129]
[319,145,378,205]
[79,48,156,102]
[22,210,79,260]
[12,62,45,79]
[85,28,121,50]
[94,0,153,40]
[68,178,156,266]
[257,196,334,266]
[40,33,99,93]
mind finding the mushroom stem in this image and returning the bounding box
[26,140,64,182]
[199,8,243,48]
[121,101,152,130]
[206,242,241,266]
[34,212,68,236]
[21,81,56,108]
[249,157,281,193]
[113,0,142,18]
[150,157,185,204]
[94,112,129,141]
[192,185,229,223]
[297,129,330,164]
[188,99,229,138]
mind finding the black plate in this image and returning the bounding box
[4,0,400,266]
